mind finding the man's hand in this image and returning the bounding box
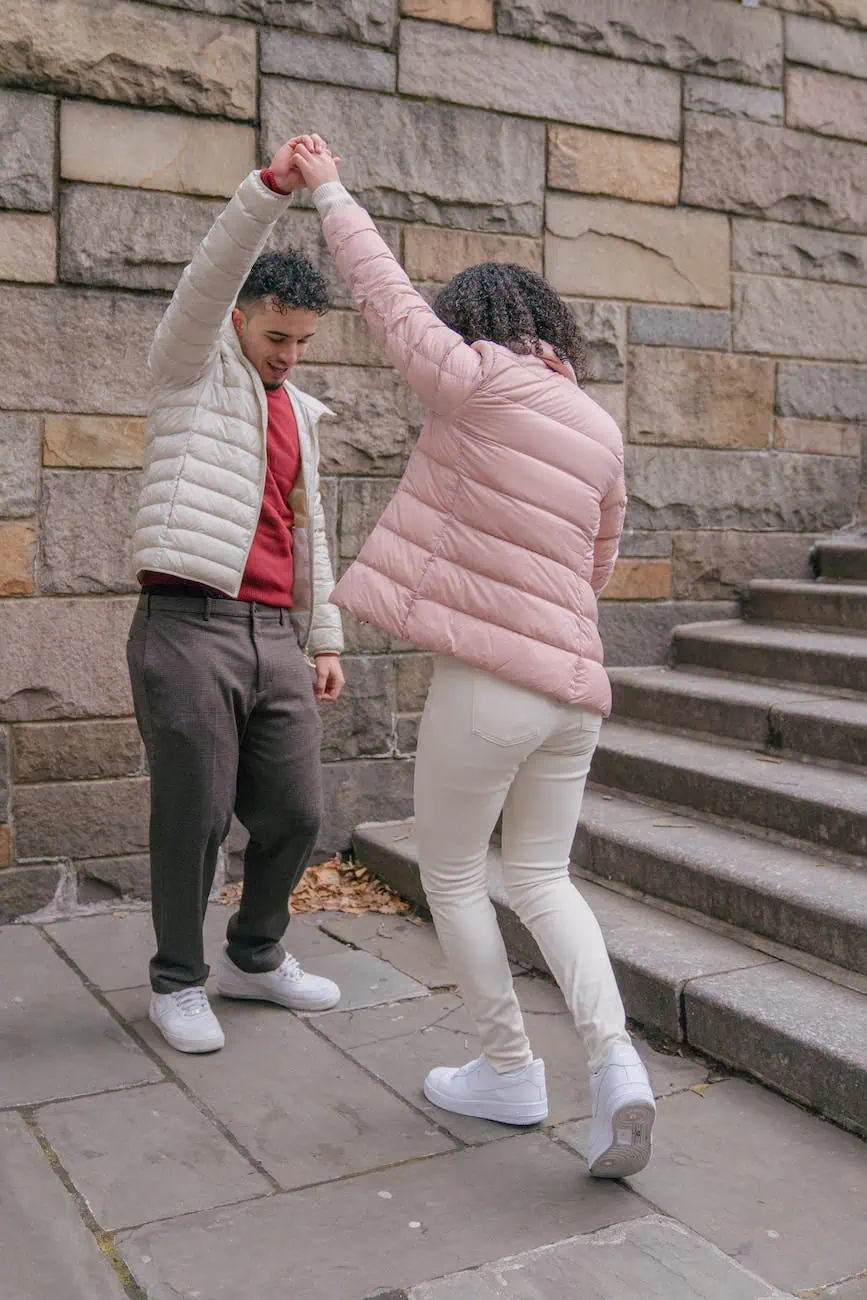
[292,141,342,192]
[314,654,345,702]
[268,134,332,194]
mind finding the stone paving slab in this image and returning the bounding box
[0,1112,128,1300]
[812,1277,867,1299]
[316,989,464,1052]
[300,948,429,1012]
[118,1134,646,1300]
[405,1216,793,1299]
[37,1081,270,1230]
[0,925,161,1106]
[318,912,454,988]
[127,997,456,1189]
[557,1079,867,1294]
[45,906,343,991]
[345,979,706,1142]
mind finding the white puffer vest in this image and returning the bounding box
[131,170,344,659]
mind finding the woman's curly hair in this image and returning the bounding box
[432,263,587,383]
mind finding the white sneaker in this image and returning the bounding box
[214,946,341,1012]
[424,1056,548,1126]
[588,1042,655,1178]
[149,988,225,1054]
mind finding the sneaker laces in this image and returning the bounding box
[454,1056,484,1078]
[276,954,304,984]
[174,987,211,1018]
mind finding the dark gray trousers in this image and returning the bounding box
[127,593,323,994]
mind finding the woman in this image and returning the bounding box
[291,140,655,1179]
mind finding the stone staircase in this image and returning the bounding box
[354,535,867,1138]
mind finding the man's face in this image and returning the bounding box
[232,298,319,389]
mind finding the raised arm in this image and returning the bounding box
[590,461,627,598]
[292,144,483,416]
[148,139,310,387]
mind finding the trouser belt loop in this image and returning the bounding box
[146,592,152,617]
[204,595,211,622]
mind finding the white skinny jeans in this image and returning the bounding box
[414,657,631,1075]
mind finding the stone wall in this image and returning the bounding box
[1,0,866,918]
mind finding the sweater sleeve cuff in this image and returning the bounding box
[312,181,357,219]
[259,168,294,198]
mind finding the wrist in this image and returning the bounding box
[260,167,291,196]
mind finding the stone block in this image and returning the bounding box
[671,531,818,600]
[339,478,399,559]
[0,595,136,721]
[775,418,862,456]
[0,521,36,596]
[619,531,673,559]
[13,776,149,860]
[625,447,859,532]
[777,361,867,422]
[399,21,681,141]
[320,654,394,762]
[763,0,867,21]
[732,218,867,287]
[43,414,146,469]
[548,126,680,204]
[154,0,395,45]
[603,559,671,601]
[0,286,165,415]
[785,13,867,77]
[403,225,542,283]
[13,718,143,783]
[0,89,55,213]
[0,727,7,820]
[395,654,433,712]
[566,301,626,384]
[0,0,256,119]
[628,348,774,450]
[0,413,41,518]
[261,30,395,91]
[401,0,492,28]
[585,384,626,427]
[395,715,420,754]
[0,822,9,869]
[60,101,256,198]
[0,863,62,917]
[294,365,424,475]
[734,275,867,362]
[0,214,55,284]
[307,311,385,367]
[546,196,730,306]
[683,76,784,125]
[39,469,139,594]
[267,206,403,310]
[682,113,867,233]
[497,0,784,87]
[628,306,730,351]
[0,1112,130,1299]
[262,79,546,235]
[319,758,414,855]
[787,65,867,144]
[59,185,222,292]
[75,854,150,903]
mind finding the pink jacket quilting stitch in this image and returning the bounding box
[323,204,627,714]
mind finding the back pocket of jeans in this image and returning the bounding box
[471,671,541,748]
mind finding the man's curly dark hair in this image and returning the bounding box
[432,263,587,382]
[237,250,330,315]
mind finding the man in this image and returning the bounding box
[127,135,345,1054]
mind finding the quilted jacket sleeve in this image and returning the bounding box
[320,198,484,417]
[591,460,627,598]
[308,469,344,658]
[149,171,293,387]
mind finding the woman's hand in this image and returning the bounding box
[292,141,342,191]
[268,134,333,193]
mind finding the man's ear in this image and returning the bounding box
[231,307,245,338]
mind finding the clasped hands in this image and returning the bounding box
[269,133,342,196]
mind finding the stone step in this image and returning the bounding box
[609,666,867,766]
[673,619,867,694]
[592,721,867,858]
[575,790,867,975]
[813,539,867,583]
[747,579,867,631]
[353,820,867,1136]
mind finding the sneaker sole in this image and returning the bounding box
[589,1099,655,1179]
[148,1011,224,1055]
[214,980,341,1013]
[423,1078,548,1126]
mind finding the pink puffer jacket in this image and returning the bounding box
[324,204,626,714]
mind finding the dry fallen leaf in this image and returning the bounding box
[217,855,409,916]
